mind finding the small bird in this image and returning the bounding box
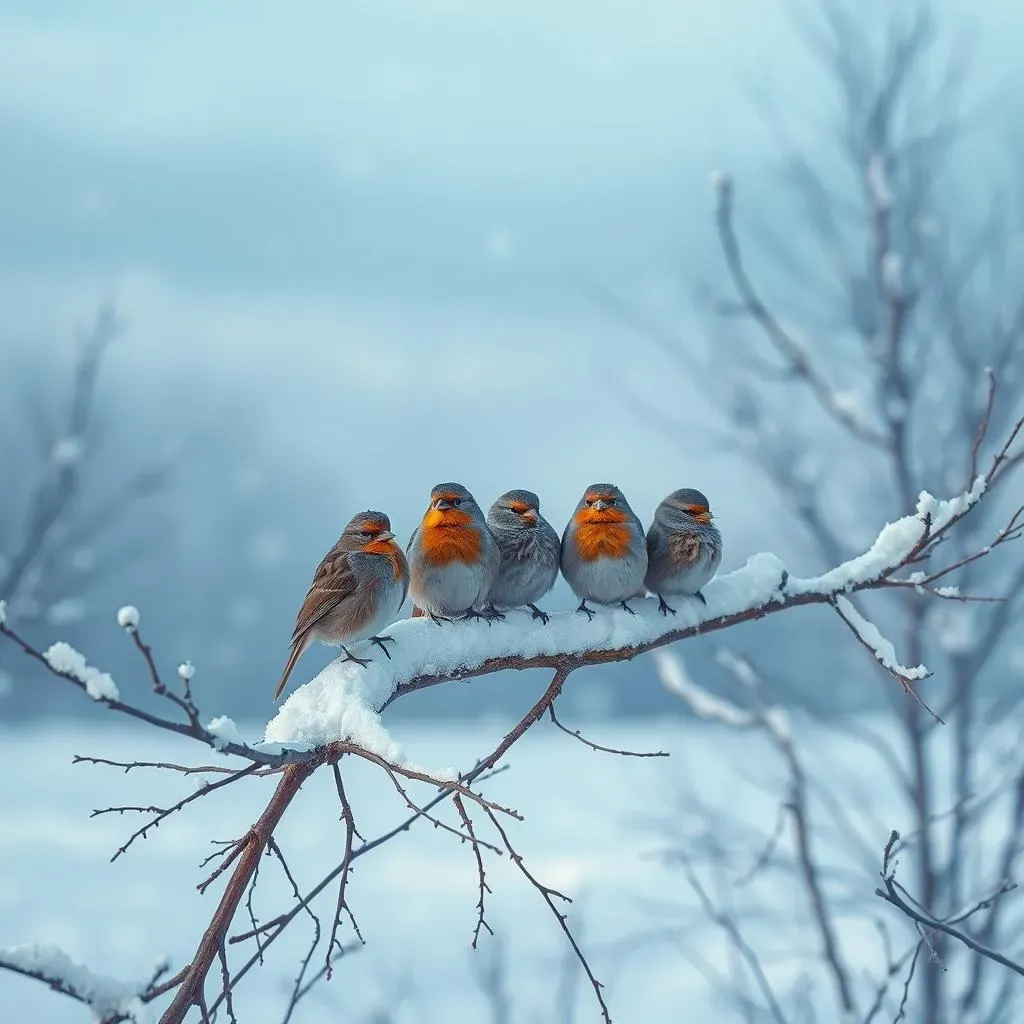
[407,482,501,623]
[560,483,648,619]
[273,511,409,701]
[644,488,723,613]
[485,489,560,624]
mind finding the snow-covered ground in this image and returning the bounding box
[0,714,942,1023]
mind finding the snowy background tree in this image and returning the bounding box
[600,2,1024,1021]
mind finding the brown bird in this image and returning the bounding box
[273,511,409,701]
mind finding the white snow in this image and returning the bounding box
[788,479,985,597]
[116,605,140,630]
[50,437,84,468]
[0,600,6,626]
[832,389,877,434]
[206,715,242,750]
[881,251,903,295]
[934,586,961,598]
[43,642,119,702]
[715,648,757,688]
[835,596,928,680]
[654,651,754,728]
[0,944,151,1023]
[867,153,893,208]
[176,661,195,682]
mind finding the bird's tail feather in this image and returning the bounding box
[273,638,307,702]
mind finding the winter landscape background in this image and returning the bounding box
[3,1,1024,1022]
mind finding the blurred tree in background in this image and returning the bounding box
[628,2,1024,1021]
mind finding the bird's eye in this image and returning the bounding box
[584,498,593,506]
[362,530,374,539]
[606,497,616,506]
[452,498,462,506]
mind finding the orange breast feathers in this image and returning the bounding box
[573,506,632,561]
[419,507,483,566]
[363,536,407,581]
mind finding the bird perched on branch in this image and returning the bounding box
[485,489,560,624]
[273,511,408,701]
[407,482,501,623]
[560,484,648,619]
[644,488,723,613]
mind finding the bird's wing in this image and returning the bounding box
[669,531,703,566]
[290,546,359,643]
[406,525,420,554]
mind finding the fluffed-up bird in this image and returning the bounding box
[407,482,501,622]
[644,488,723,613]
[273,511,409,701]
[485,489,560,623]
[560,483,648,619]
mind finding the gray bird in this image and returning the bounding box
[644,488,723,613]
[407,482,502,623]
[485,489,560,624]
[560,483,648,620]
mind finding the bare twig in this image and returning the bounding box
[877,830,1024,979]
[485,807,612,1024]
[548,704,669,758]
[454,794,494,948]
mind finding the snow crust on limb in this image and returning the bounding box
[0,943,153,1023]
[835,596,929,680]
[44,641,119,701]
[654,650,755,728]
[655,650,790,739]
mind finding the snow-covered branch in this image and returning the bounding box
[0,421,1018,1024]
[0,944,179,1024]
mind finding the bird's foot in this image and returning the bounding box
[340,646,372,668]
[428,612,453,626]
[693,591,707,606]
[482,603,506,623]
[657,595,677,617]
[460,607,494,625]
[369,635,396,659]
[576,599,596,621]
[527,603,550,625]
[620,600,637,615]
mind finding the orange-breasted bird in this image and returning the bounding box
[560,483,648,619]
[273,511,408,701]
[407,482,502,623]
[644,488,723,613]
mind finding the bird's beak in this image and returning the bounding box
[591,499,608,511]
[522,509,538,525]
[376,530,395,542]
[434,499,452,511]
